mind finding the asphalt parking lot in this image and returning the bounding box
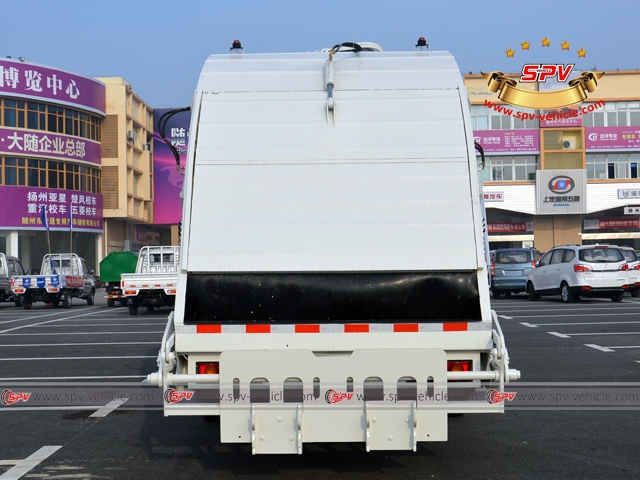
[0,291,639,479]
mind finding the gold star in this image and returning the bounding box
[577,48,587,57]
[541,37,551,47]
[521,40,530,50]
[561,40,570,50]
[506,48,515,57]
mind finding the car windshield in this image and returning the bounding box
[579,248,624,263]
[495,250,532,264]
[621,250,639,262]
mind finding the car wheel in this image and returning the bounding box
[527,282,538,301]
[107,298,115,308]
[561,283,576,303]
[63,295,72,309]
[632,289,640,298]
[23,300,33,310]
[492,290,502,299]
[129,305,139,316]
[86,289,95,305]
[611,292,624,302]
[146,305,155,312]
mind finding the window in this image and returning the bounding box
[470,104,538,130]
[563,250,576,263]
[0,156,100,193]
[583,101,640,127]
[587,153,640,180]
[484,155,537,182]
[550,250,565,264]
[0,98,101,141]
[539,251,552,266]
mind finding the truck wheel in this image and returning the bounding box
[14,297,23,307]
[527,282,538,301]
[611,292,624,302]
[129,305,139,316]
[504,291,511,297]
[146,305,155,312]
[86,289,95,305]
[107,298,115,307]
[23,301,33,310]
[632,289,640,298]
[51,300,60,307]
[561,283,576,303]
[63,295,72,309]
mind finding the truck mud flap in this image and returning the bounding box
[185,272,480,323]
[218,349,447,453]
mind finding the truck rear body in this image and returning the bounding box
[149,45,519,454]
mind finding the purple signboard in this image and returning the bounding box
[473,129,540,153]
[0,186,103,232]
[153,109,190,225]
[0,58,105,115]
[586,127,640,150]
[0,127,101,164]
[539,107,583,128]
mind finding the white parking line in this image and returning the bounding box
[90,398,128,418]
[553,332,640,337]
[0,356,156,361]
[0,332,164,336]
[0,342,160,347]
[498,315,513,319]
[23,323,167,328]
[0,375,147,381]
[511,313,640,319]
[549,332,571,338]
[0,446,61,480]
[585,344,615,353]
[0,308,103,334]
[524,321,640,327]
[0,310,83,326]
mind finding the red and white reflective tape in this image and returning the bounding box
[175,322,490,334]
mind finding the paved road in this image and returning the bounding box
[0,291,639,479]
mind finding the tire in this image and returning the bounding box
[527,282,538,301]
[504,291,511,297]
[51,300,60,307]
[107,298,115,308]
[23,301,32,310]
[86,289,95,305]
[561,283,576,303]
[146,305,155,312]
[632,289,640,298]
[611,292,624,302]
[14,297,23,307]
[492,290,502,299]
[62,295,72,309]
[129,305,139,316]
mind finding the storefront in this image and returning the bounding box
[0,58,105,272]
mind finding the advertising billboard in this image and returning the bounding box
[473,129,540,154]
[153,109,190,225]
[585,127,640,150]
[535,169,587,215]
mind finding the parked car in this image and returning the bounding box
[620,246,640,297]
[0,253,28,306]
[491,248,542,298]
[526,244,629,303]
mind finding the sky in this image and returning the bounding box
[1,0,638,108]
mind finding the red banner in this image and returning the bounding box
[584,218,640,230]
[488,222,533,233]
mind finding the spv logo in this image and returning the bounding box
[520,64,575,83]
[325,389,354,404]
[1,389,31,405]
[164,388,194,404]
[486,389,517,404]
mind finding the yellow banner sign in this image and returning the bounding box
[480,71,604,109]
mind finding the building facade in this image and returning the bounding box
[98,77,174,256]
[466,70,640,252]
[0,58,105,273]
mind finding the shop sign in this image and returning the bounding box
[0,58,105,115]
[488,221,533,233]
[473,129,539,154]
[584,218,640,230]
[618,189,640,199]
[536,169,587,214]
[483,192,504,202]
[0,186,103,231]
[586,127,640,150]
[0,127,101,164]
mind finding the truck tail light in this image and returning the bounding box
[124,290,137,295]
[197,362,219,374]
[573,264,592,272]
[619,264,629,271]
[167,289,176,294]
[447,360,472,372]
[491,262,495,276]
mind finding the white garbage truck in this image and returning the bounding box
[147,40,520,454]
